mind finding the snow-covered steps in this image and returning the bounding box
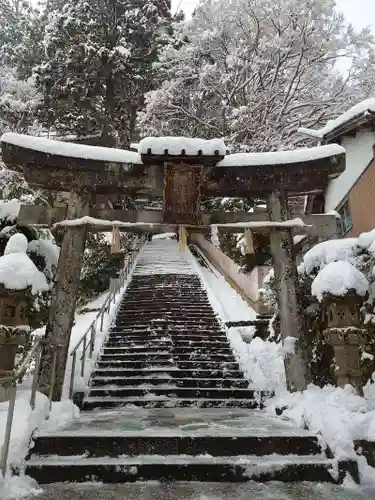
[26,454,344,484]
[30,431,322,458]
[24,240,360,486]
[26,405,359,485]
[80,248,266,411]
[82,397,265,410]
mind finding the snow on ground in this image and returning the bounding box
[267,383,375,485]
[0,391,78,499]
[186,245,375,485]
[186,248,285,392]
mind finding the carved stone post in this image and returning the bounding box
[267,190,309,392]
[0,289,28,401]
[323,295,366,396]
[38,191,90,401]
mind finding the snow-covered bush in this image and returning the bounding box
[262,229,375,387]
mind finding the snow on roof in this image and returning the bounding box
[0,198,21,222]
[311,260,369,302]
[138,137,226,156]
[1,133,143,165]
[298,97,375,140]
[216,144,344,167]
[300,238,357,275]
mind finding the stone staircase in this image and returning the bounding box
[25,240,358,484]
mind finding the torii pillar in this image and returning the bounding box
[267,190,309,391]
[38,191,90,400]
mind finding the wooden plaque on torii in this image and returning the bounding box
[162,162,202,225]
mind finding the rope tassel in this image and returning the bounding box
[110,225,121,254]
[244,228,254,255]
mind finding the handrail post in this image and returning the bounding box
[81,336,87,378]
[30,346,42,411]
[100,308,105,331]
[89,323,95,358]
[48,348,58,412]
[0,382,17,477]
[69,352,77,400]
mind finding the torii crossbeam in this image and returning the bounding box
[0,133,345,398]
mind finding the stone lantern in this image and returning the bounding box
[0,233,49,401]
[312,260,369,396]
[0,287,28,401]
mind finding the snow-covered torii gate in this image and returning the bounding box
[0,133,345,399]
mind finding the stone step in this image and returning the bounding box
[102,347,233,355]
[30,433,322,458]
[87,387,256,399]
[118,306,215,312]
[104,340,231,348]
[113,321,220,329]
[92,368,244,379]
[90,377,249,388]
[82,397,265,410]
[25,455,339,484]
[96,360,240,370]
[99,353,236,362]
[116,313,218,320]
[120,300,212,307]
[107,332,226,340]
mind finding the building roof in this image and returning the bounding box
[298,98,375,143]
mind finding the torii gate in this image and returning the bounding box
[0,133,345,399]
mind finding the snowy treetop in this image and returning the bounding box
[216,144,345,167]
[311,261,369,302]
[299,97,375,140]
[138,137,226,156]
[1,133,143,165]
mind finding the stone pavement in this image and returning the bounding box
[27,482,375,500]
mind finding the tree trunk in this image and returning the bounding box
[267,190,309,392]
[38,191,90,401]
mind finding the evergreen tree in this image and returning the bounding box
[34,0,173,147]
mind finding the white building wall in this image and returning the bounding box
[325,130,375,212]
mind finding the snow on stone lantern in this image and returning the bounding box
[0,234,49,401]
[311,260,369,396]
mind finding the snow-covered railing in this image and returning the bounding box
[68,237,144,399]
[0,338,62,477]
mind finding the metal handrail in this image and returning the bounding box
[68,238,144,399]
[0,338,63,477]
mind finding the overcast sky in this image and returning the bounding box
[172,0,375,34]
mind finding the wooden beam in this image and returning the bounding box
[201,154,345,197]
[17,205,340,238]
[267,190,309,392]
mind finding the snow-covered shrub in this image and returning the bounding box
[262,229,375,387]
